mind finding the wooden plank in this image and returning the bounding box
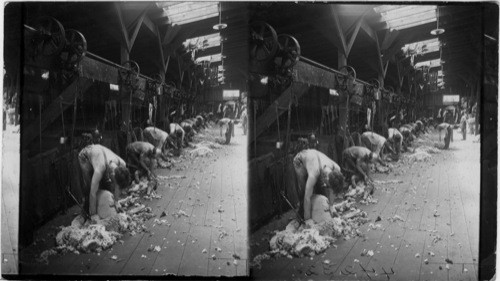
[92,233,145,275]
[149,222,189,275]
[121,173,193,274]
[2,185,18,254]
[391,230,427,281]
[208,257,237,276]
[367,172,418,270]
[448,263,478,281]
[1,253,18,274]
[292,61,337,90]
[209,228,234,260]
[254,83,309,139]
[1,203,14,255]
[22,78,93,147]
[177,225,211,276]
[418,159,441,231]
[235,259,247,276]
[419,262,449,281]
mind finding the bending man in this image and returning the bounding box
[78,144,131,218]
[342,146,381,193]
[143,126,175,157]
[126,141,160,183]
[360,131,394,163]
[293,149,345,221]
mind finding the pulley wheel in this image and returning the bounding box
[152,73,164,84]
[368,78,380,89]
[276,34,301,69]
[339,65,357,80]
[122,60,140,79]
[250,21,278,62]
[60,29,87,66]
[32,17,66,56]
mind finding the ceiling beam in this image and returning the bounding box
[330,6,348,55]
[114,3,131,51]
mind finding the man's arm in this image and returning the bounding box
[89,169,104,216]
[303,173,317,220]
[139,152,154,178]
[355,157,370,181]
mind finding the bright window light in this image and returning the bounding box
[374,5,436,30]
[196,53,221,63]
[414,58,441,69]
[110,84,119,91]
[183,33,221,50]
[158,2,219,26]
[402,38,441,56]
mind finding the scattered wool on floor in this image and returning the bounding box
[403,150,432,162]
[189,146,214,157]
[39,180,156,262]
[266,195,369,259]
[415,145,440,154]
[196,141,222,150]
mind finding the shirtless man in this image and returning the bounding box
[195,115,206,130]
[415,120,425,136]
[126,141,160,183]
[387,128,404,158]
[143,127,174,156]
[360,131,395,163]
[342,146,382,193]
[293,149,345,221]
[399,126,415,148]
[437,122,453,149]
[180,121,196,143]
[169,122,185,153]
[78,144,131,219]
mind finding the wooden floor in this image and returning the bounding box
[17,125,248,277]
[2,124,20,275]
[251,129,480,281]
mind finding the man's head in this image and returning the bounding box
[327,169,346,194]
[366,152,378,163]
[114,166,131,190]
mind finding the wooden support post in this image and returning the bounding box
[337,52,348,135]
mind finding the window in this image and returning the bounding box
[156,2,219,26]
[402,38,440,57]
[374,5,437,30]
[183,33,221,50]
[414,58,442,69]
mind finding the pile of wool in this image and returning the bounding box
[415,145,440,154]
[403,150,432,162]
[55,223,121,253]
[314,210,369,239]
[345,184,367,198]
[267,195,369,258]
[128,180,149,193]
[196,141,222,150]
[157,158,172,168]
[269,219,336,258]
[189,146,213,157]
